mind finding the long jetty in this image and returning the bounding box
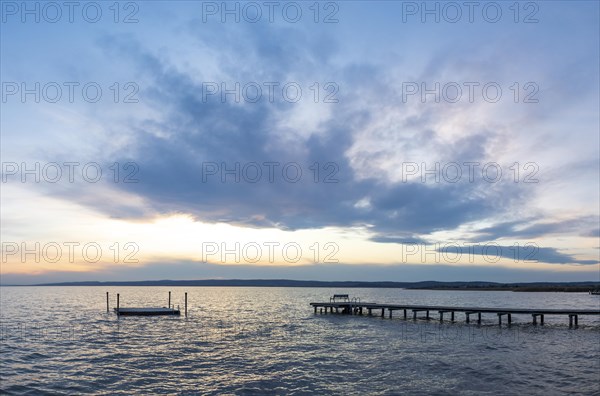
[310,296,600,327]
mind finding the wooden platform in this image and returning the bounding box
[310,301,600,327]
[114,307,181,316]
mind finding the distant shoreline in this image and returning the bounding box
[2,279,599,292]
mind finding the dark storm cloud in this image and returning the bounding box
[70,31,517,238]
[436,245,598,266]
[470,216,600,242]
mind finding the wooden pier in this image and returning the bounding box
[310,300,600,327]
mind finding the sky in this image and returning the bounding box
[1,1,599,285]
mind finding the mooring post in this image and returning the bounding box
[106,292,109,312]
[168,291,171,309]
[185,292,188,317]
[116,293,120,315]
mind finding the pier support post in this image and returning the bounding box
[413,310,417,320]
[466,313,470,323]
[389,310,393,319]
[569,315,578,327]
[451,311,455,322]
[498,313,505,325]
[116,293,120,315]
[439,312,444,322]
[185,292,188,317]
[368,308,372,316]
[540,315,544,325]
[508,314,512,325]
[532,314,537,325]
[359,307,363,315]
[381,308,385,318]
[426,311,430,320]
[478,313,481,324]
[403,309,407,319]
[106,292,109,312]
[314,306,317,314]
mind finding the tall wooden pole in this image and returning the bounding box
[106,292,109,312]
[117,293,120,315]
[168,291,171,308]
[185,292,187,317]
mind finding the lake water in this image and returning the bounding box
[1,287,599,395]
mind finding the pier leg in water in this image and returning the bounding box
[389,310,393,319]
[413,310,417,320]
[116,293,120,316]
[368,308,372,316]
[478,313,481,325]
[439,312,444,322]
[508,314,512,325]
[541,315,544,325]
[185,292,187,317]
[359,307,363,315]
[403,309,407,319]
[426,311,430,320]
[168,291,171,309]
[106,292,109,313]
[466,313,470,323]
[532,314,537,325]
[569,315,573,327]
[381,308,385,318]
[314,306,317,314]
[451,311,455,322]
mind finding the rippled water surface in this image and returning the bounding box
[1,287,599,395]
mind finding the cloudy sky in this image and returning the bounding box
[1,1,599,284]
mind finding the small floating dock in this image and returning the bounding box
[114,307,180,316]
[107,291,188,317]
[310,296,600,327]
